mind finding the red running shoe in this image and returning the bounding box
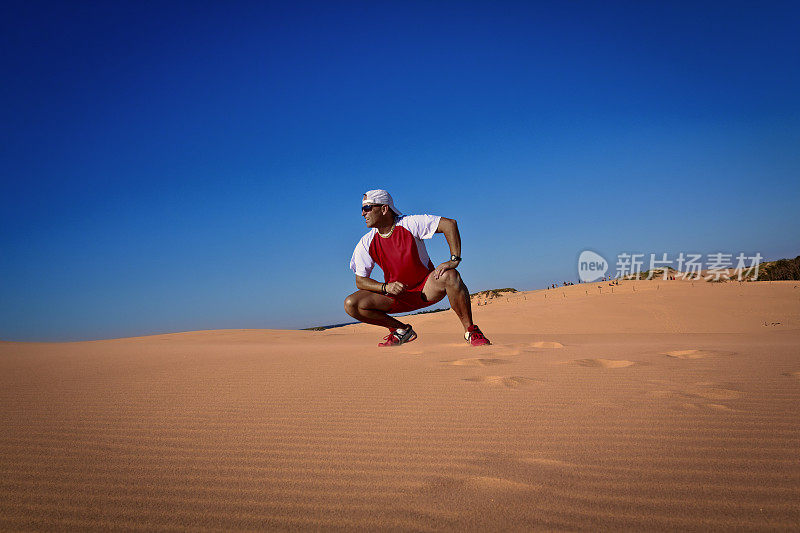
[465,325,491,346]
[378,325,417,347]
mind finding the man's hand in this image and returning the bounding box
[433,260,459,280]
[385,281,407,295]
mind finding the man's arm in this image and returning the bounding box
[432,217,461,279]
[356,275,406,295]
[356,275,383,292]
[435,217,461,260]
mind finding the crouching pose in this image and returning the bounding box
[344,189,491,347]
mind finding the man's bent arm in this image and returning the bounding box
[435,217,461,259]
[356,275,386,293]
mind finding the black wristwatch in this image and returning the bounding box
[450,254,461,263]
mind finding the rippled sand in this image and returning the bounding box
[2,280,799,530]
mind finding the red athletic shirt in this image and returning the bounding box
[350,214,442,287]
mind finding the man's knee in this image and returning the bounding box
[440,268,462,287]
[344,294,359,315]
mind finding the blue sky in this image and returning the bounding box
[2,1,799,341]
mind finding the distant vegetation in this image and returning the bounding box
[470,288,517,298]
[409,307,449,316]
[751,256,800,281]
[624,267,678,280]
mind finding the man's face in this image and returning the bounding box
[362,203,388,227]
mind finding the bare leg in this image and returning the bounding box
[447,274,474,331]
[344,290,407,330]
[422,269,473,331]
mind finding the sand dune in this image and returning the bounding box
[1,280,799,530]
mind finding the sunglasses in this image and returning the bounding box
[361,204,384,212]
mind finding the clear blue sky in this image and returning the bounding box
[2,1,799,341]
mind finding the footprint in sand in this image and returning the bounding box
[446,358,511,367]
[468,341,562,357]
[527,341,564,349]
[649,382,743,410]
[571,358,636,368]
[690,387,742,400]
[462,376,535,388]
[663,349,734,359]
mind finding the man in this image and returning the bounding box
[344,189,491,347]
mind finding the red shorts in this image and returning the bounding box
[388,272,438,314]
